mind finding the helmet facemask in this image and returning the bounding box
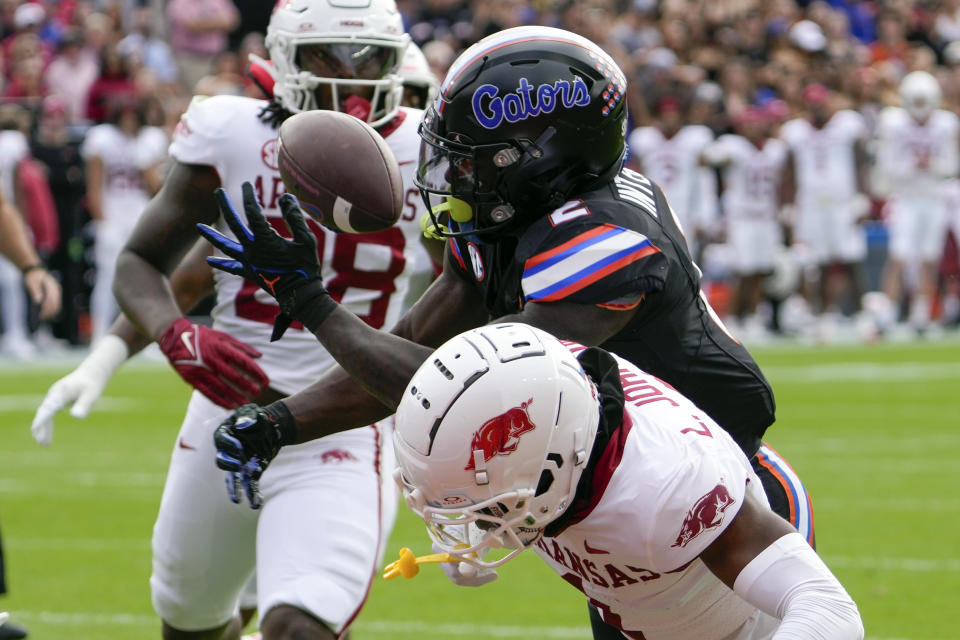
[272,38,405,125]
[392,323,601,571]
[266,0,410,127]
[416,111,575,241]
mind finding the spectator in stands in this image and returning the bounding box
[166,0,239,93]
[44,28,99,125]
[117,7,178,89]
[86,42,138,124]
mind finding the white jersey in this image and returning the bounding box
[708,135,788,220]
[535,347,769,640]
[169,95,427,395]
[81,123,168,234]
[0,130,28,201]
[628,125,717,234]
[873,107,959,199]
[780,110,866,209]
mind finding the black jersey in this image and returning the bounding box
[447,168,775,455]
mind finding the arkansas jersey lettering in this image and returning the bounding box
[671,483,735,548]
[536,537,662,590]
[464,399,536,470]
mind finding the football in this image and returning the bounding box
[277,110,403,234]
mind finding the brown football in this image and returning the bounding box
[277,111,403,234]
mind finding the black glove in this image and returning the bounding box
[197,181,337,340]
[214,402,297,509]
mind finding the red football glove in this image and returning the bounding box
[159,318,270,409]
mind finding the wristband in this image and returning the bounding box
[21,263,45,276]
[263,401,298,445]
[288,280,338,334]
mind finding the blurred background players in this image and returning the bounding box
[871,70,959,335]
[780,83,871,339]
[81,95,167,341]
[703,106,793,340]
[627,95,718,259]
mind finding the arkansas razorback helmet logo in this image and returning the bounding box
[671,483,735,548]
[464,399,536,470]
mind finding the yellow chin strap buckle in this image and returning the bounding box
[419,197,473,240]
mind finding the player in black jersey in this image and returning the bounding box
[199,26,813,639]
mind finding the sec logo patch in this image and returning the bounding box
[261,138,278,170]
[467,242,484,282]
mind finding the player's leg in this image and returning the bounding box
[152,392,259,639]
[750,443,816,549]
[254,423,398,639]
[91,228,123,342]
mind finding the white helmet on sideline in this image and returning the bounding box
[899,70,941,122]
[398,42,439,109]
[393,323,600,568]
[266,0,410,126]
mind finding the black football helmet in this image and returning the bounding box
[416,26,628,239]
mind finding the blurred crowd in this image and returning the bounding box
[2,0,960,358]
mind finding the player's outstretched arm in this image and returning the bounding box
[700,493,864,638]
[31,240,225,446]
[115,163,269,408]
[199,185,488,437]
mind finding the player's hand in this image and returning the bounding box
[432,542,499,587]
[197,182,336,340]
[23,266,62,320]
[30,335,129,446]
[159,317,269,408]
[214,402,296,509]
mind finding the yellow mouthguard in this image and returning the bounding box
[419,197,473,240]
[383,547,457,580]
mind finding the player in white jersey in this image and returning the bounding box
[780,84,871,324]
[32,1,428,638]
[872,71,959,332]
[387,324,863,640]
[702,107,792,331]
[627,97,717,257]
[82,98,168,341]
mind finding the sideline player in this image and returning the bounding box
[702,106,793,337]
[39,1,428,639]
[627,96,717,258]
[780,84,871,330]
[872,70,959,333]
[200,18,814,594]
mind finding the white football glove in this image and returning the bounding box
[31,334,129,446]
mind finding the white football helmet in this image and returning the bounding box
[266,0,410,126]
[899,70,941,122]
[398,42,439,108]
[393,323,601,568]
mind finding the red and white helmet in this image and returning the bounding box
[899,70,941,123]
[266,0,410,126]
[398,42,439,108]
[393,323,600,568]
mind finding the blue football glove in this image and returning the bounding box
[197,182,337,341]
[214,402,297,509]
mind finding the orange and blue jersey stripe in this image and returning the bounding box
[756,443,816,547]
[522,224,660,302]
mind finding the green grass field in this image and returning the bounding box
[1,339,959,639]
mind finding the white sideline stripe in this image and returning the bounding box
[0,395,139,412]
[7,613,955,640]
[762,362,960,382]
